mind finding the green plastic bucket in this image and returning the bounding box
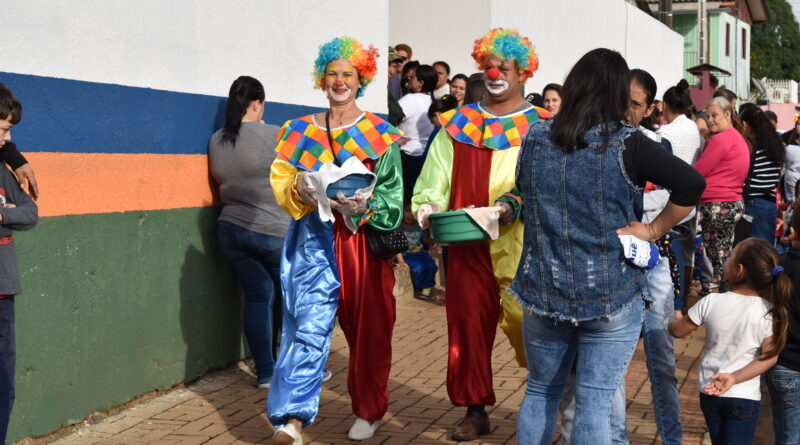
[429,210,490,245]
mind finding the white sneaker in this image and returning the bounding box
[322,369,333,382]
[273,423,303,445]
[348,417,378,441]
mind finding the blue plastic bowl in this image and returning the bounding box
[325,174,372,199]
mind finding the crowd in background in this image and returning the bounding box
[384,40,800,445]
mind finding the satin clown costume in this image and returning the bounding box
[268,112,403,426]
[412,28,550,409]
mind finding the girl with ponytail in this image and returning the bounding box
[739,103,786,244]
[669,237,791,444]
[659,79,703,165]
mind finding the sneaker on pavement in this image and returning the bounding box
[348,417,378,441]
[322,369,333,382]
[273,423,303,445]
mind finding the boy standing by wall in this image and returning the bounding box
[0,83,39,442]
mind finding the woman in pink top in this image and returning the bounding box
[694,97,750,288]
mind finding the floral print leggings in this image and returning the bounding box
[698,200,744,284]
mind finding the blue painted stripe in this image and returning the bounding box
[0,72,324,154]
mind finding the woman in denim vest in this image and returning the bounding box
[497,48,705,444]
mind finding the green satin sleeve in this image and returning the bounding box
[411,128,453,214]
[357,144,403,231]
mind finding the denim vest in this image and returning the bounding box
[509,120,651,322]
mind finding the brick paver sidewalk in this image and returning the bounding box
[37,295,710,445]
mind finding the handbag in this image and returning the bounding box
[324,111,408,260]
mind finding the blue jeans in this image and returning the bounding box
[518,298,644,445]
[611,257,682,444]
[745,197,777,245]
[0,298,13,444]
[216,221,283,384]
[699,393,760,445]
[766,364,800,445]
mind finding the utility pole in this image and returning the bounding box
[698,0,707,64]
[659,0,673,27]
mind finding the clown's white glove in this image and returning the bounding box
[416,203,440,229]
[296,172,317,207]
[330,192,369,217]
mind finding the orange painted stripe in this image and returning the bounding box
[23,153,219,217]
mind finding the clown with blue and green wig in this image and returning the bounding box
[267,37,403,445]
[412,28,551,441]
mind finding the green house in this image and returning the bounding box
[647,0,768,100]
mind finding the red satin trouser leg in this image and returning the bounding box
[445,243,499,407]
[334,220,397,421]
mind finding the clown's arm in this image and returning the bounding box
[350,144,404,231]
[270,158,316,220]
[411,128,454,225]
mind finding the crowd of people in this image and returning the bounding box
[3,25,800,445]
[212,30,800,445]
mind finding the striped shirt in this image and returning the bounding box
[745,148,782,201]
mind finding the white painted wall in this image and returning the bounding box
[0,0,390,112]
[389,0,490,77]
[390,0,684,101]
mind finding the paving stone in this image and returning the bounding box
[34,297,735,444]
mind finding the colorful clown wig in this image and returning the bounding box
[472,28,539,80]
[313,37,379,98]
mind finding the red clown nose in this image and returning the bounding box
[334,79,344,87]
[487,67,501,80]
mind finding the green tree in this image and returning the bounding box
[751,0,800,80]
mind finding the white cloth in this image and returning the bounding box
[688,292,774,401]
[657,114,704,166]
[433,83,450,100]
[784,144,800,202]
[462,206,502,240]
[642,189,695,225]
[617,234,659,269]
[304,157,376,233]
[397,93,434,156]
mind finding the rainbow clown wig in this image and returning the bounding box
[472,28,539,80]
[313,37,379,98]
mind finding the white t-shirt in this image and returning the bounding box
[688,292,773,401]
[397,93,434,156]
[657,114,703,165]
[433,83,450,99]
[784,144,800,202]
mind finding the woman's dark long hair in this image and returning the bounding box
[552,48,630,152]
[415,64,438,96]
[740,104,785,165]
[222,76,265,144]
[662,79,693,118]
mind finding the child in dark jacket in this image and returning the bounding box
[0,83,39,443]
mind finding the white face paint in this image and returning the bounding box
[485,79,509,96]
[328,83,353,102]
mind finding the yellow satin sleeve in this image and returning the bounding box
[411,129,454,215]
[270,158,315,221]
[488,146,526,368]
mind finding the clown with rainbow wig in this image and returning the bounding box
[267,37,403,445]
[412,28,550,441]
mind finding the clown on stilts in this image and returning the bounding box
[412,28,550,441]
[267,37,403,445]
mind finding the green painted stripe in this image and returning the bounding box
[10,207,247,441]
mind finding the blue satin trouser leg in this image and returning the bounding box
[267,215,340,427]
